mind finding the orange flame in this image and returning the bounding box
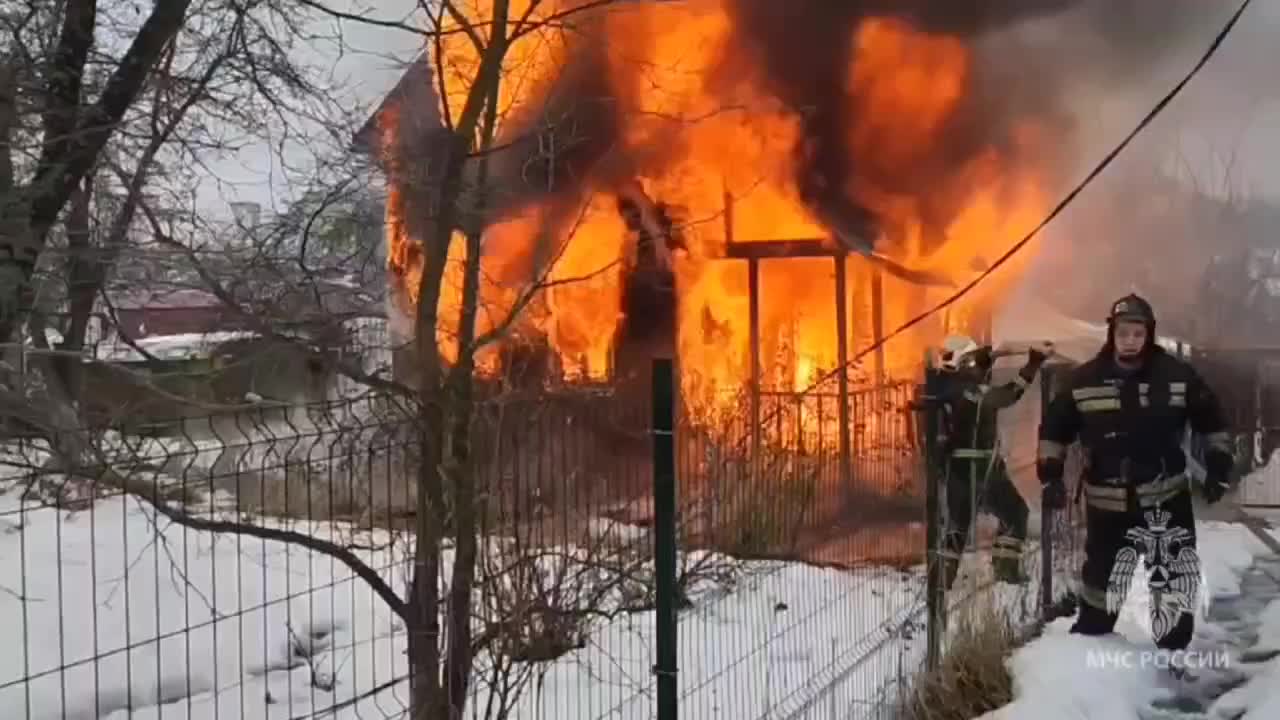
[384,2,1049,407]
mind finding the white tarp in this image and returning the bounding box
[993,293,1189,363]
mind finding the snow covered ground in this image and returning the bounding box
[11,428,1276,720]
[0,477,931,719]
[979,518,1280,720]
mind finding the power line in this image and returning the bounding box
[793,0,1253,399]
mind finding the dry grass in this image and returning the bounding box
[703,450,821,557]
[892,595,1025,720]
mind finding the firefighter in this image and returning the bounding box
[1037,293,1235,653]
[937,334,1050,588]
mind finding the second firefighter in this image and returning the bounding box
[937,335,1050,587]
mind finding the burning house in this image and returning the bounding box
[344,0,1228,560]
[352,0,1226,444]
[353,4,1074,399]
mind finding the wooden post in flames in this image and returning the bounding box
[724,189,763,474]
[833,254,853,496]
[719,188,856,492]
[871,266,885,385]
[748,261,762,470]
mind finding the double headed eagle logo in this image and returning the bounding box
[1106,508,1202,640]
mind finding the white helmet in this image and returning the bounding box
[939,334,978,372]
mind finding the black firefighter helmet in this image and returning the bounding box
[1105,292,1157,356]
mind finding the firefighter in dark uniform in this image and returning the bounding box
[937,334,1050,587]
[1037,294,1235,652]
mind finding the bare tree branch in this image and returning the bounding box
[2,0,195,344]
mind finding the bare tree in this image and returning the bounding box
[0,0,367,427]
[2,0,673,717]
[350,1,644,715]
[0,0,194,347]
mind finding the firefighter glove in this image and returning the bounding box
[1203,447,1234,505]
[1202,473,1230,505]
[972,346,994,371]
[1042,477,1067,511]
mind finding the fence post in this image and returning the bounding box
[1038,364,1056,620]
[917,353,945,671]
[653,358,678,720]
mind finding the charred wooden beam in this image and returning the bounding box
[612,186,679,383]
[618,180,687,268]
[725,238,844,259]
[725,238,953,287]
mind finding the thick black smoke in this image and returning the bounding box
[719,0,1225,257]
[486,0,1224,263]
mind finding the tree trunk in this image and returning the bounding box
[408,398,446,718]
[438,5,509,711]
[440,223,483,715]
[405,2,509,716]
[406,123,457,713]
[408,128,474,720]
[53,177,95,402]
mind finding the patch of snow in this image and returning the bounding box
[0,486,930,719]
[94,332,261,363]
[1241,448,1280,506]
[1210,595,1280,719]
[1252,598,1280,653]
[0,493,405,720]
[978,520,1280,720]
[992,629,1172,720]
[1200,521,1268,596]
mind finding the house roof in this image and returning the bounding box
[352,54,444,155]
[111,288,224,310]
[94,331,261,363]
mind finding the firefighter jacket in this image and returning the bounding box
[940,356,1043,458]
[1037,346,1234,512]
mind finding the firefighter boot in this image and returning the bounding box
[1070,601,1120,637]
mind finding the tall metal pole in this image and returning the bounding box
[834,254,852,495]
[921,353,944,670]
[653,358,678,720]
[1039,365,1055,620]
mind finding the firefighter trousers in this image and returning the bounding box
[1071,486,1198,651]
[943,454,1029,587]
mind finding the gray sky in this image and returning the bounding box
[188,0,428,220]
[192,0,1280,221]
[1084,0,1280,200]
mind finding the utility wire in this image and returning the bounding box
[791,0,1254,401]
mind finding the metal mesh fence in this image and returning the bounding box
[0,395,419,719]
[0,360,1087,719]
